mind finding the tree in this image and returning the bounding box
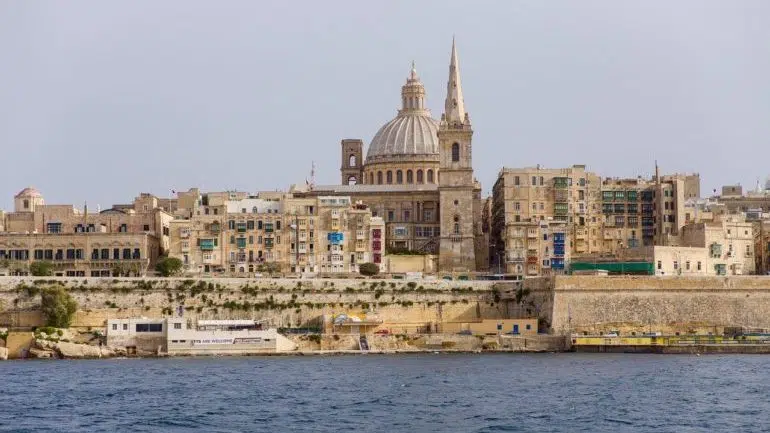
[257,262,281,275]
[155,256,183,277]
[29,261,54,277]
[358,262,380,277]
[40,286,78,328]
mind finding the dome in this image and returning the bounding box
[15,187,42,198]
[365,63,440,163]
[366,114,440,162]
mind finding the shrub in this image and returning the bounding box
[40,286,78,328]
[358,262,380,277]
[155,256,183,277]
[30,261,54,277]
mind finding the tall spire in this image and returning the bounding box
[443,36,467,125]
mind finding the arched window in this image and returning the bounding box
[406,170,413,183]
[252,206,258,214]
[453,215,460,234]
[396,170,403,184]
[427,169,434,183]
[451,143,460,162]
[369,173,374,184]
[387,171,393,184]
[23,199,29,209]
[349,154,357,167]
[417,169,423,184]
[348,176,357,186]
[377,171,383,184]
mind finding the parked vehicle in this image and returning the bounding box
[374,329,390,335]
[457,330,473,335]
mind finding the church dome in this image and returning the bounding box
[366,63,440,163]
[15,187,42,198]
[366,114,439,161]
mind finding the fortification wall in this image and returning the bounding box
[0,277,505,331]
[552,276,770,335]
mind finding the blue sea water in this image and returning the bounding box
[1,353,769,432]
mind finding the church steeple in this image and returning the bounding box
[443,37,468,126]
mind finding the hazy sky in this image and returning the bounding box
[1,1,769,211]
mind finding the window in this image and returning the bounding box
[697,261,702,271]
[427,169,434,183]
[686,261,691,270]
[513,202,520,211]
[349,154,356,167]
[174,323,182,329]
[112,324,117,331]
[396,170,403,184]
[416,170,423,184]
[532,176,537,186]
[451,143,460,162]
[377,171,383,184]
[123,249,131,260]
[406,170,413,183]
[514,176,520,186]
[539,176,544,186]
[23,199,29,209]
[247,220,255,230]
[143,224,150,231]
[386,171,393,184]
[657,260,662,270]
[673,261,678,270]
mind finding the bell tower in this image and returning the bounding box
[438,38,476,272]
[340,139,364,185]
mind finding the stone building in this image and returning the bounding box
[491,165,601,275]
[294,39,485,272]
[491,164,701,276]
[0,232,159,276]
[0,187,170,276]
[166,192,384,276]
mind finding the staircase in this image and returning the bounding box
[359,336,370,351]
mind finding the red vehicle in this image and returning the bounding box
[374,329,390,335]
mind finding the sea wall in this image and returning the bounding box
[0,277,511,331]
[552,276,770,335]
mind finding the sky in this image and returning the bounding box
[1,1,769,211]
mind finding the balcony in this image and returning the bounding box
[179,230,190,238]
[553,177,569,189]
[527,230,538,238]
[553,190,569,202]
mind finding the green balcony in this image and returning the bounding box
[200,239,215,251]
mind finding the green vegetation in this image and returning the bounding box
[29,261,54,277]
[358,262,379,276]
[307,334,322,344]
[257,262,281,275]
[155,256,183,277]
[40,286,78,328]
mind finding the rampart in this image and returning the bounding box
[0,277,524,331]
[552,276,770,335]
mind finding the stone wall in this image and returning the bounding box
[552,276,770,335]
[0,277,502,332]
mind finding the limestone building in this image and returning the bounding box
[294,40,485,272]
[0,188,169,276]
[166,191,385,276]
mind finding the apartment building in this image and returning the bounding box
[491,165,601,272]
[167,192,385,276]
[496,219,569,278]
